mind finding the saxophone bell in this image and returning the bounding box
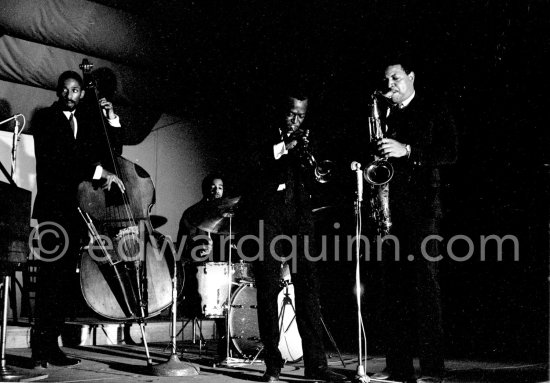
[364,159,394,186]
[363,94,394,186]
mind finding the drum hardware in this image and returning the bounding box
[176,317,208,357]
[181,195,241,364]
[277,281,303,363]
[226,282,303,363]
[218,214,246,367]
[180,195,255,364]
[279,263,346,367]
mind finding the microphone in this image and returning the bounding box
[0,114,23,126]
[351,161,363,202]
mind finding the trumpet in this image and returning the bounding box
[295,129,334,184]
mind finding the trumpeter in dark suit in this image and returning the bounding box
[368,58,458,383]
[31,70,124,368]
[247,94,345,383]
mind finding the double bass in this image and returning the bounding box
[76,60,178,342]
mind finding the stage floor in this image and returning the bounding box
[3,341,548,383]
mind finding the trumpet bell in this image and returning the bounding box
[364,160,394,185]
[314,159,335,184]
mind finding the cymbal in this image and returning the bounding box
[188,196,241,234]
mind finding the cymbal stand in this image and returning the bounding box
[219,215,244,366]
[278,280,294,358]
[278,280,346,368]
[151,235,200,376]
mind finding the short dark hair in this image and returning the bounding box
[201,173,223,197]
[56,71,84,94]
[288,92,308,102]
[384,50,415,74]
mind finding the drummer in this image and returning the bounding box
[176,173,231,358]
[177,173,226,262]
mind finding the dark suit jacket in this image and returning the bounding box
[379,94,458,224]
[32,102,112,222]
[245,127,316,229]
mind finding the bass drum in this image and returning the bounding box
[228,283,303,362]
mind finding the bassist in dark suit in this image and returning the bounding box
[31,70,124,368]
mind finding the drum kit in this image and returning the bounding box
[185,196,304,364]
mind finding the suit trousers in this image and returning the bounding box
[33,216,82,340]
[381,214,444,377]
[254,202,327,372]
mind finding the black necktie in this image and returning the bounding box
[69,113,76,138]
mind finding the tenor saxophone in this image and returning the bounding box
[364,93,392,235]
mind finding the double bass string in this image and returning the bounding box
[88,80,140,260]
[84,65,144,316]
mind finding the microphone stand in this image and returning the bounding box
[0,114,25,182]
[351,162,370,383]
[350,163,399,383]
[151,235,200,377]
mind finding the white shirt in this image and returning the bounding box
[273,128,291,160]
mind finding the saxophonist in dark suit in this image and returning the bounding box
[367,59,458,383]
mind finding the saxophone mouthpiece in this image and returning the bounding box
[374,90,393,99]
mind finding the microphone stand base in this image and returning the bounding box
[150,354,200,377]
[0,365,48,382]
[0,365,23,382]
[354,365,371,383]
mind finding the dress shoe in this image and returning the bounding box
[47,347,81,366]
[371,371,390,380]
[416,376,442,383]
[32,358,48,369]
[381,374,416,383]
[305,367,347,382]
[262,367,280,382]
[32,346,81,367]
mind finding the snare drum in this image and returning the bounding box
[196,262,233,317]
[228,283,303,362]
